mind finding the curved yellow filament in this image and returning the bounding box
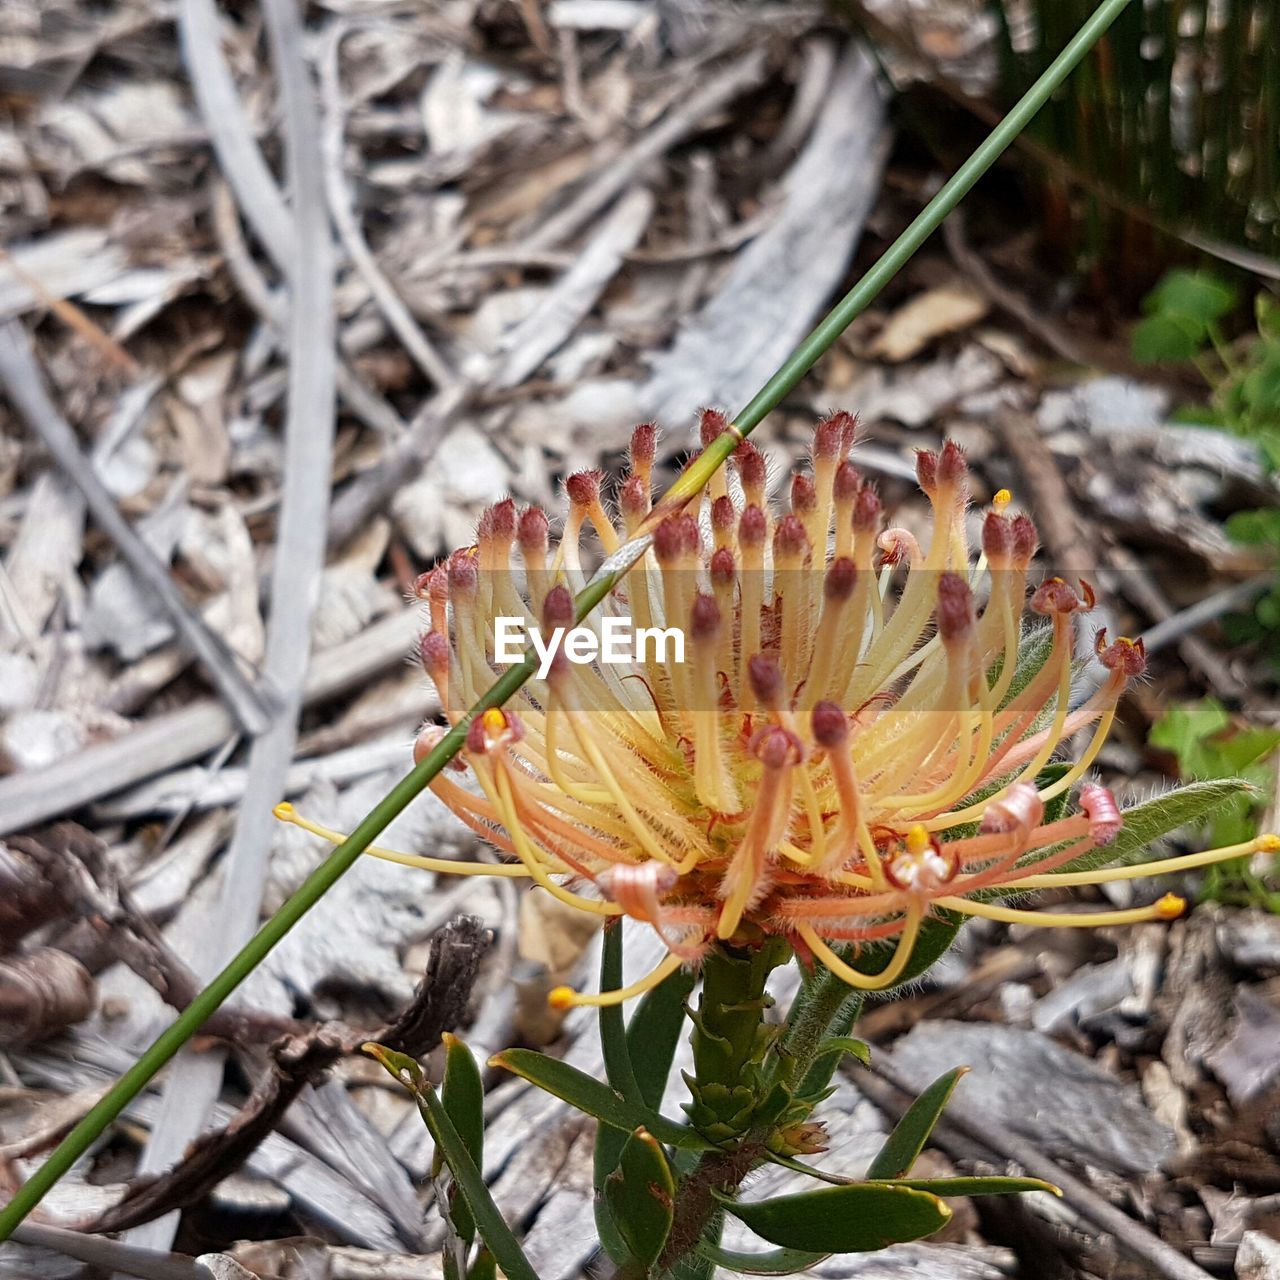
[934,892,1185,927]
[549,951,684,1008]
[273,803,531,876]
[797,904,921,991]
[1015,836,1274,889]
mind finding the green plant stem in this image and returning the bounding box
[0,0,1133,1241]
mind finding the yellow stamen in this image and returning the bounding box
[797,905,922,991]
[1016,837,1275,888]
[482,767,622,915]
[273,803,531,876]
[549,951,684,1008]
[934,892,1186,927]
[993,488,1012,511]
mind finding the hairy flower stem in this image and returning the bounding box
[659,1143,763,1273]
[660,941,792,1271]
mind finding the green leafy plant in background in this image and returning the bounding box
[988,0,1280,268]
[1150,699,1280,909]
[1131,267,1280,656]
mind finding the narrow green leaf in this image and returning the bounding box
[889,1176,1061,1198]
[599,925,642,1104]
[866,1067,967,1180]
[1052,779,1260,879]
[467,1248,497,1280]
[715,1183,951,1252]
[694,1241,829,1275]
[594,961,696,1263]
[628,963,697,1110]
[492,1048,712,1151]
[1036,762,1073,826]
[604,1128,675,1270]
[440,1033,485,1243]
[364,1044,540,1280]
[815,1036,871,1067]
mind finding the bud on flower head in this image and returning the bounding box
[710,546,735,588]
[699,407,730,447]
[1011,514,1037,565]
[982,511,1014,562]
[813,413,844,460]
[420,630,450,677]
[748,654,785,710]
[938,439,967,487]
[481,497,517,543]
[712,495,735,534]
[630,422,656,468]
[735,440,767,496]
[834,460,860,502]
[518,506,549,552]
[824,556,857,602]
[811,700,849,748]
[915,449,939,493]
[653,514,698,564]
[690,592,721,642]
[739,505,767,547]
[791,473,817,514]
[853,484,881,532]
[753,724,804,769]
[618,474,648,520]
[936,572,974,644]
[566,470,602,507]
[542,584,574,631]
[774,513,809,560]
[448,552,477,596]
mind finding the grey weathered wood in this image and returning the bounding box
[643,43,888,425]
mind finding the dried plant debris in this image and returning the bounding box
[0,0,1278,1274]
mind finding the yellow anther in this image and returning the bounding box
[905,824,931,856]
[1156,893,1186,920]
[548,986,576,1010]
[482,707,508,734]
[993,488,1012,511]
[273,801,294,821]
[1257,833,1280,853]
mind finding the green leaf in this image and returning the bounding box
[694,1241,829,1275]
[599,924,642,1104]
[839,910,962,990]
[439,1033,485,1243]
[604,1128,675,1270]
[1225,509,1280,547]
[363,1044,540,1280]
[594,954,696,1263]
[1144,269,1238,325]
[491,1048,712,1151]
[1036,761,1074,826]
[815,1036,871,1067]
[715,1183,951,1252]
[466,1250,497,1280]
[866,1067,967,1179]
[1131,312,1205,363]
[628,960,697,1111]
[1048,778,1260,880]
[889,1176,1060,1198]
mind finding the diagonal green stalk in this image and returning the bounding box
[0,0,1131,1241]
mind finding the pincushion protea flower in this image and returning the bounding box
[280,410,1277,1008]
